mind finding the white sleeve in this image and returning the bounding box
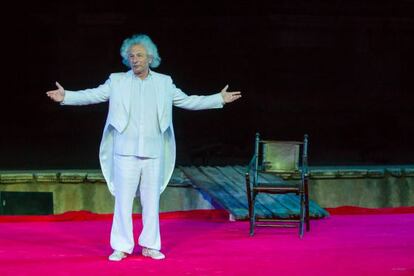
[61,77,111,106]
[170,78,224,110]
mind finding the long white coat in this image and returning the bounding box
[62,70,224,195]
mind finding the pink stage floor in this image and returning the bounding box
[0,208,413,275]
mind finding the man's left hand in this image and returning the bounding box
[221,85,242,104]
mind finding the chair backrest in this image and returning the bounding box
[261,141,301,173]
[253,133,308,178]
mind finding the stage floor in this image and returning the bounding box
[0,208,413,275]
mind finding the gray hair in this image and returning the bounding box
[120,34,161,68]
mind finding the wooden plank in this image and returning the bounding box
[182,165,329,219]
[256,171,313,215]
[256,171,301,214]
[199,166,273,218]
[235,166,329,218]
[233,165,300,218]
[198,166,248,207]
[59,172,87,183]
[215,166,291,218]
[1,173,33,184]
[35,172,58,183]
[180,166,247,219]
[228,165,299,218]
[169,168,193,187]
[252,167,329,218]
[213,166,271,212]
[86,172,106,183]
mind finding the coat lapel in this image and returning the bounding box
[153,73,164,123]
[121,71,134,112]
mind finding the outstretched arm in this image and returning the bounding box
[45,78,111,106]
[172,81,242,110]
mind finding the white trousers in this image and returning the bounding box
[110,154,162,253]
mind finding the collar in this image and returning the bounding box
[128,69,153,80]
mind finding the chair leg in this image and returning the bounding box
[304,179,310,232]
[245,173,255,236]
[299,192,305,239]
[250,193,256,236]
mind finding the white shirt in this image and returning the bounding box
[113,71,162,158]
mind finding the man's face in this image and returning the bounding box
[128,44,152,76]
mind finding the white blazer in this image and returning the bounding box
[62,70,224,196]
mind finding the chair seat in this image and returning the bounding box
[255,180,299,187]
[254,186,300,194]
[254,180,301,194]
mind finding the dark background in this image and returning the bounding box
[2,0,414,170]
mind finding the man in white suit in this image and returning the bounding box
[46,34,241,261]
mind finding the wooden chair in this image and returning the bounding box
[245,133,310,238]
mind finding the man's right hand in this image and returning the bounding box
[46,82,65,103]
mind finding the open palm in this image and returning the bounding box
[46,82,65,102]
[220,84,242,103]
